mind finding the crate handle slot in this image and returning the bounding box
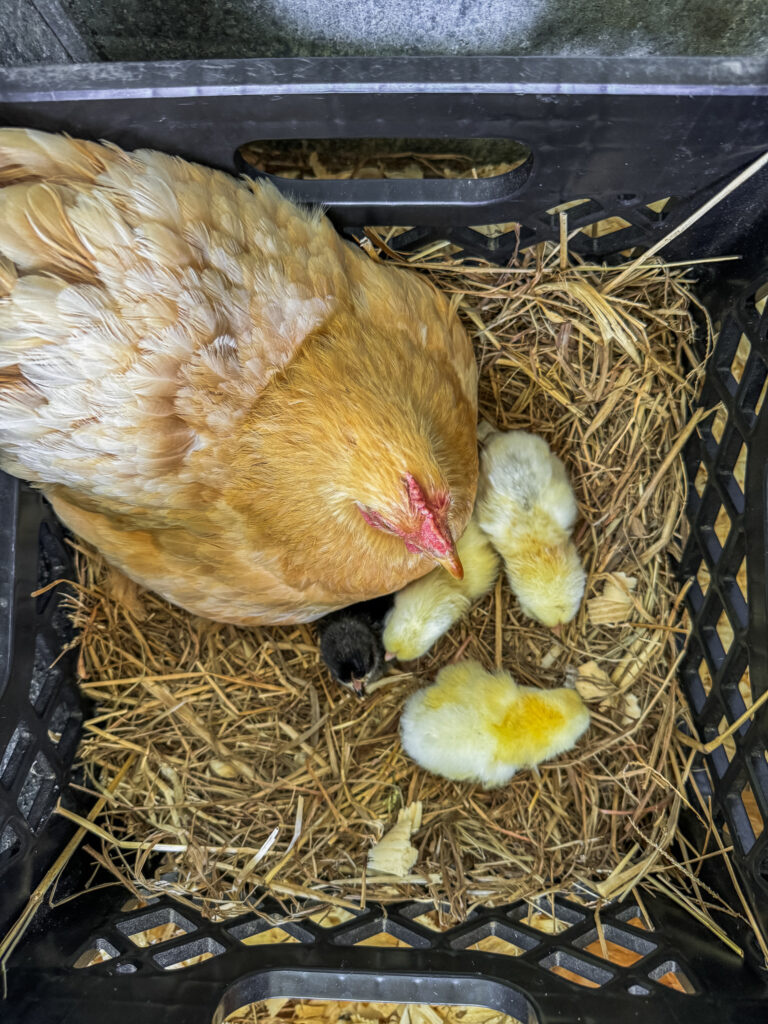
[235,151,534,229]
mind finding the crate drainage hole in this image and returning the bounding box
[221,999,531,1024]
[714,511,733,557]
[16,750,57,826]
[410,908,452,932]
[453,921,538,957]
[227,919,313,945]
[156,937,226,971]
[649,961,697,994]
[626,915,650,931]
[117,908,196,947]
[755,375,768,418]
[582,938,642,967]
[742,781,764,841]
[509,899,584,934]
[575,925,657,967]
[468,935,525,956]
[120,895,158,912]
[519,912,569,934]
[0,822,22,859]
[238,926,300,946]
[47,700,78,747]
[306,906,357,927]
[0,724,32,787]
[73,939,119,969]
[128,921,187,946]
[355,931,413,949]
[615,905,654,931]
[540,951,613,989]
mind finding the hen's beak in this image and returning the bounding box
[436,543,464,580]
[351,677,366,697]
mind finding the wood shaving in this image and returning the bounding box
[587,572,639,625]
[367,802,423,876]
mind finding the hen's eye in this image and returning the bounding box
[357,503,397,535]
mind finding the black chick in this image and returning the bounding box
[315,594,394,697]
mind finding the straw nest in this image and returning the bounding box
[57,145,740,938]
[227,998,525,1024]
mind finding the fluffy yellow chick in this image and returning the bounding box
[400,660,590,788]
[476,428,585,628]
[382,519,499,660]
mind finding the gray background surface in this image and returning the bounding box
[3,0,768,66]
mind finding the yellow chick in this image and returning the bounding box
[476,428,585,628]
[382,519,500,661]
[400,660,590,788]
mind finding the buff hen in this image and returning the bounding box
[0,130,478,624]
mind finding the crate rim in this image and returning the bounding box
[2,55,768,103]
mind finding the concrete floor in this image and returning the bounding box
[4,0,768,65]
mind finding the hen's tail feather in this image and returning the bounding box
[0,128,113,187]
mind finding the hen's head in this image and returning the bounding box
[356,472,463,579]
[238,292,478,597]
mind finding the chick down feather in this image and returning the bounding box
[476,429,586,627]
[316,594,392,695]
[382,518,499,661]
[400,659,590,788]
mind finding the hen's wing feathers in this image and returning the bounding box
[0,130,346,504]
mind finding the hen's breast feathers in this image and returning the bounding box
[48,490,339,625]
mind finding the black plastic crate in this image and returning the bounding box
[2,55,768,1024]
[0,476,82,929]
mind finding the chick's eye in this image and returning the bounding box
[337,660,357,683]
[338,657,369,682]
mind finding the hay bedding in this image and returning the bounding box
[56,146,737,939]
